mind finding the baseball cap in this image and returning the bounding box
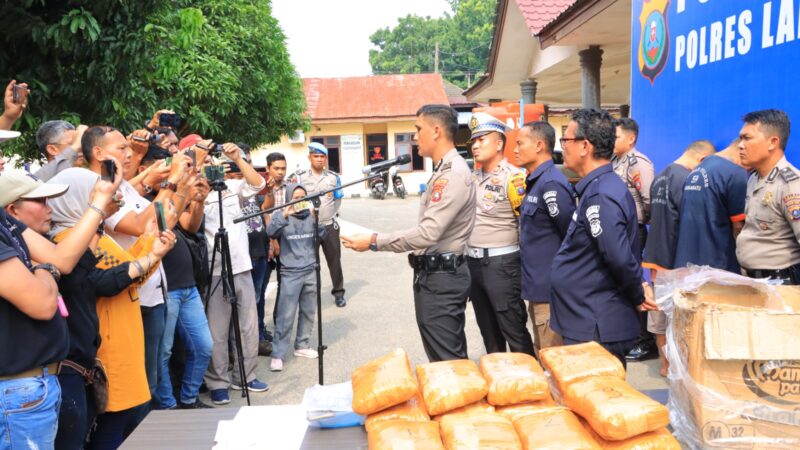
[0,170,69,207]
[469,112,509,140]
[308,142,328,155]
[179,134,203,151]
[0,130,21,143]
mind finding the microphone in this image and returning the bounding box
[361,154,411,174]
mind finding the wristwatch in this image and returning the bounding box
[369,233,378,252]
[142,183,153,194]
[160,181,178,192]
[32,263,61,282]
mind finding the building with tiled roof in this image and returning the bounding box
[516,0,578,35]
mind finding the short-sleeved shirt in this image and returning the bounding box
[673,155,748,273]
[468,159,525,248]
[550,164,644,343]
[643,163,691,271]
[0,210,69,375]
[377,148,476,255]
[611,148,655,224]
[291,169,342,224]
[736,156,800,270]
[519,160,575,302]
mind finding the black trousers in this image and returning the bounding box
[467,252,534,355]
[318,223,345,298]
[637,224,655,345]
[414,264,470,362]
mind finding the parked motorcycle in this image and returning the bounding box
[368,172,387,200]
[389,166,406,199]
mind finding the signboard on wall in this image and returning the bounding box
[340,134,365,193]
[631,0,799,171]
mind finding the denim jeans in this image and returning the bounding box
[55,370,97,450]
[156,287,213,408]
[0,371,61,450]
[251,256,271,340]
[141,303,167,403]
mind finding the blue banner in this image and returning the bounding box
[631,0,799,171]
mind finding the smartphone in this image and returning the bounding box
[100,160,116,182]
[185,149,196,167]
[158,113,181,129]
[224,161,241,173]
[203,165,225,182]
[165,157,172,167]
[131,134,148,143]
[11,84,29,105]
[154,201,168,232]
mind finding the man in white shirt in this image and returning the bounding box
[202,143,269,405]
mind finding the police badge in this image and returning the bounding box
[543,190,559,217]
[586,205,602,237]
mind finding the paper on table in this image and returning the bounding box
[337,219,375,236]
[213,405,308,450]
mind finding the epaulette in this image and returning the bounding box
[780,167,800,183]
[766,167,779,182]
[440,162,453,172]
[627,152,638,166]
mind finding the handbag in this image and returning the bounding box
[61,359,108,413]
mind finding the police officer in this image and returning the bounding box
[291,143,347,307]
[466,112,534,355]
[737,109,800,284]
[514,121,575,355]
[612,117,657,362]
[550,109,656,367]
[342,104,475,362]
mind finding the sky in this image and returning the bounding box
[271,0,451,78]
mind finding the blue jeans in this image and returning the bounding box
[156,287,212,407]
[251,256,272,340]
[141,303,167,404]
[0,371,61,450]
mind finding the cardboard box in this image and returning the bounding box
[670,283,800,449]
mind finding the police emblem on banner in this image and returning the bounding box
[543,190,559,217]
[638,0,670,84]
[586,205,602,237]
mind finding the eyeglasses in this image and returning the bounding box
[559,137,585,147]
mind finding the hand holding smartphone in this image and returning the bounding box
[100,160,116,182]
[11,83,29,105]
[154,201,168,232]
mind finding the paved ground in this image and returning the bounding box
[200,196,667,408]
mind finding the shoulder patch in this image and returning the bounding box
[586,205,602,237]
[430,179,448,203]
[780,167,800,183]
[784,194,800,221]
[543,190,559,217]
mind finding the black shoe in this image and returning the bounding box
[178,400,213,409]
[625,341,658,361]
[263,329,274,342]
[258,340,273,357]
[335,296,346,308]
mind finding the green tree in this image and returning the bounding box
[369,0,495,88]
[0,0,308,162]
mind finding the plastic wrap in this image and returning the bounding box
[479,353,549,406]
[563,376,669,441]
[351,349,418,415]
[661,266,800,449]
[539,342,626,393]
[302,382,365,428]
[512,407,600,450]
[365,393,429,433]
[439,411,521,450]
[584,424,681,450]
[367,420,445,450]
[494,397,558,421]
[433,400,495,422]
[416,359,489,416]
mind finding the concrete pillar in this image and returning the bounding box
[520,79,538,104]
[579,45,603,110]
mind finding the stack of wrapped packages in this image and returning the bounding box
[352,345,680,449]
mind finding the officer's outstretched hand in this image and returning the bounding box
[341,234,370,252]
[637,282,658,312]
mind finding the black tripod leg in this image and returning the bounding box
[218,232,250,405]
[313,212,327,385]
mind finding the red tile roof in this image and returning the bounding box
[515,0,578,35]
[303,74,449,123]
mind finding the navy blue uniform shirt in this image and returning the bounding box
[673,155,748,273]
[550,164,644,343]
[519,160,575,302]
[643,163,691,271]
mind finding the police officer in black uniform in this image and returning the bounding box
[342,105,476,362]
[550,109,657,366]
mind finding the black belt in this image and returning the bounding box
[744,267,795,281]
[408,253,465,274]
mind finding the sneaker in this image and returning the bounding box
[335,296,346,307]
[270,358,283,372]
[294,348,319,359]
[179,399,213,409]
[258,340,273,357]
[231,379,270,393]
[210,389,230,405]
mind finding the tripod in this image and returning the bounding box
[234,170,387,385]
[207,181,250,405]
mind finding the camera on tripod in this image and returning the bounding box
[204,165,227,191]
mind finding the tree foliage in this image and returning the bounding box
[369,0,496,88]
[0,0,308,162]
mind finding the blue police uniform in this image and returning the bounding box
[550,164,644,361]
[520,160,575,302]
